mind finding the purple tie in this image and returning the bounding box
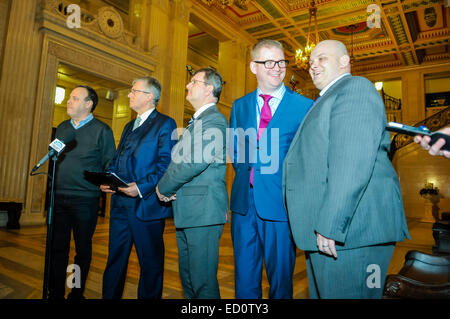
[250,94,273,186]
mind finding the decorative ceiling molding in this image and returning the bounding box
[190,0,449,70]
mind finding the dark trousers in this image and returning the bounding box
[48,194,99,299]
[176,224,223,299]
[231,187,296,299]
[306,243,395,299]
[102,196,165,299]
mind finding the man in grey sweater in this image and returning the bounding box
[49,85,116,300]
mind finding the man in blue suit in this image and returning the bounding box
[100,77,177,299]
[229,39,313,298]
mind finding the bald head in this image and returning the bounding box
[309,40,351,90]
[316,40,349,58]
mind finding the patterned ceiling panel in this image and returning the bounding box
[388,14,410,46]
[255,0,284,19]
[191,0,449,71]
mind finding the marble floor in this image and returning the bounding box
[0,216,434,299]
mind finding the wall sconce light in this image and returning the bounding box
[55,86,65,104]
[375,82,383,91]
[106,89,115,101]
[134,4,142,18]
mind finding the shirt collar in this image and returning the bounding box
[71,113,94,129]
[319,73,351,96]
[193,103,215,119]
[137,107,155,125]
[257,84,286,101]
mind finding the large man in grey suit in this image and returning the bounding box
[156,68,228,298]
[283,40,410,298]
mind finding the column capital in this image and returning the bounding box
[172,0,192,23]
[149,0,170,13]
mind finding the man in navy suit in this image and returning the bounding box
[229,39,313,298]
[100,77,177,299]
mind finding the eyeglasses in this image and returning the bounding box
[253,59,289,69]
[188,79,209,86]
[129,88,151,95]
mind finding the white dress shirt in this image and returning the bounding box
[135,107,155,128]
[319,73,351,97]
[192,102,215,120]
[256,84,286,127]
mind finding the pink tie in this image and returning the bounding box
[250,94,273,186]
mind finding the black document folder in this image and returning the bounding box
[84,171,128,190]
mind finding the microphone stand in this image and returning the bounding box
[41,153,58,299]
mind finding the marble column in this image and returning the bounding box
[162,0,191,127]
[128,0,190,128]
[0,0,42,214]
[218,39,249,105]
[401,71,425,125]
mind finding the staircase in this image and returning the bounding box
[382,90,402,123]
[389,106,450,160]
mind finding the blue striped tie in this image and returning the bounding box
[132,116,141,131]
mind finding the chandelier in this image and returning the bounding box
[348,24,358,67]
[295,0,319,70]
[202,0,249,8]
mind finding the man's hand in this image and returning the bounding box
[316,232,337,258]
[100,184,115,193]
[414,127,450,158]
[156,186,176,202]
[118,182,139,197]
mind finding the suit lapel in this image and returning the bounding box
[127,110,158,156]
[288,75,351,150]
[179,105,217,143]
[265,85,290,132]
[246,91,258,130]
[195,104,218,122]
[135,109,158,136]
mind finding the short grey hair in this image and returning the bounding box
[251,39,284,60]
[132,76,162,106]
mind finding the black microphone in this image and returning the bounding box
[31,130,76,173]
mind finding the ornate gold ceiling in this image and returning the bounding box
[189,0,450,74]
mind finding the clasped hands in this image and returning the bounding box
[155,186,176,202]
[100,183,176,202]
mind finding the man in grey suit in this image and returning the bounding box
[156,68,228,299]
[283,40,410,298]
